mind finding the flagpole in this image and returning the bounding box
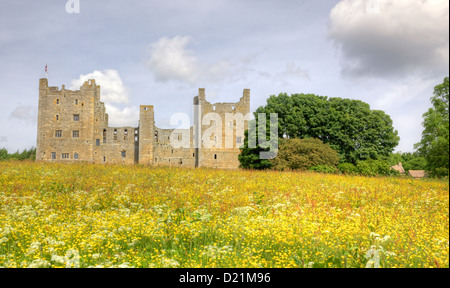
[45,62,48,80]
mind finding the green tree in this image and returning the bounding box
[0,147,36,161]
[256,93,399,164]
[271,138,340,171]
[415,77,449,177]
[0,148,8,161]
[238,129,274,170]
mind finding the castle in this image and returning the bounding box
[36,78,250,169]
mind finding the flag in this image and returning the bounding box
[45,63,48,73]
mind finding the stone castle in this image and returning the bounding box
[36,78,250,169]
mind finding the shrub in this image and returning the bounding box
[272,138,340,171]
[337,163,359,175]
[356,159,393,176]
[309,165,337,174]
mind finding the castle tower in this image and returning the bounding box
[138,105,155,165]
[36,78,98,163]
[192,88,250,169]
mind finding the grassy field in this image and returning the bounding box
[0,161,448,268]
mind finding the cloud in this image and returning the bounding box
[328,0,449,79]
[70,70,130,104]
[256,61,310,85]
[146,36,236,85]
[104,104,139,128]
[70,70,139,127]
[9,105,37,125]
[373,77,436,110]
[277,61,310,82]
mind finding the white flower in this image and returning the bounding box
[65,249,80,268]
[161,258,180,268]
[51,255,67,265]
[380,236,391,243]
[28,259,51,268]
[117,262,133,268]
[365,247,381,268]
[92,253,101,260]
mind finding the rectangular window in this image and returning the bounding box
[74,153,79,160]
[96,139,100,146]
[75,99,78,105]
[56,99,60,104]
[236,137,242,144]
[62,153,69,159]
[73,130,79,138]
[121,151,126,158]
[55,130,62,138]
[51,152,56,160]
[56,115,59,121]
[73,114,80,121]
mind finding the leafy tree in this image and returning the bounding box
[0,147,36,161]
[271,138,340,171]
[415,77,449,177]
[388,152,426,172]
[238,129,274,170]
[0,148,8,161]
[256,93,399,164]
[402,157,427,172]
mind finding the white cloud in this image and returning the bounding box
[146,35,236,85]
[373,78,435,110]
[278,61,310,82]
[104,104,139,128]
[70,70,139,127]
[328,0,449,78]
[9,104,37,125]
[70,70,130,104]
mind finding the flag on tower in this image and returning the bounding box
[45,63,48,73]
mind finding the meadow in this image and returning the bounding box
[0,161,448,268]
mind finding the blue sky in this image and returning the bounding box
[0,0,448,153]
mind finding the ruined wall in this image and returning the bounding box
[37,79,250,169]
[153,127,196,168]
[195,88,250,169]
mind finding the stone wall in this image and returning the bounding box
[37,79,250,169]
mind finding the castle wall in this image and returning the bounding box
[37,79,250,169]
[153,127,196,168]
[195,88,250,169]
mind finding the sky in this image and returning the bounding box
[0,0,448,153]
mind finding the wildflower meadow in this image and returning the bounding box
[0,161,448,268]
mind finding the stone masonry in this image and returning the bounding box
[36,78,250,169]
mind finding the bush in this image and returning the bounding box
[309,165,337,174]
[272,138,340,171]
[338,163,359,175]
[356,159,393,176]
[402,157,427,172]
[432,167,449,178]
